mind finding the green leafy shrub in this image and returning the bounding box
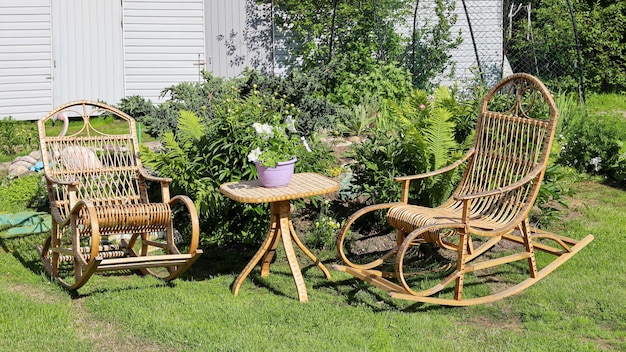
[558,110,626,183]
[329,63,413,109]
[348,86,468,207]
[237,68,346,135]
[141,91,335,245]
[304,200,342,250]
[134,69,344,140]
[0,174,47,213]
[577,1,626,93]
[125,72,232,138]
[117,95,155,122]
[532,163,579,226]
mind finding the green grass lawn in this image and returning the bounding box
[1,179,625,351]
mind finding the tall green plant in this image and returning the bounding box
[0,117,38,158]
[271,0,411,80]
[141,91,335,245]
[349,86,467,207]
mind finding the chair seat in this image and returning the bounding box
[78,203,172,235]
[386,204,501,234]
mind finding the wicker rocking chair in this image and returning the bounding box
[333,73,593,306]
[36,101,202,290]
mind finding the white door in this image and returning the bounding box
[51,0,124,105]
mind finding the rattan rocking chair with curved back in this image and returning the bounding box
[333,73,593,306]
[36,100,202,290]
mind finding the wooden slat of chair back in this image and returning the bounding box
[449,74,558,229]
[37,101,145,222]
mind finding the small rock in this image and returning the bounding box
[13,155,37,165]
[29,150,43,160]
[11,160,33,169]
[8,164,30,177]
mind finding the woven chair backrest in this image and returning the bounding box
[450,74,558,226]
[37,101,144,221]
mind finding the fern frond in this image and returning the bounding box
[432,86,452,106]
[423,107,457,170]
[177,110,206,145]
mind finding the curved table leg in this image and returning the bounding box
[289,219,331,279]
[279,209,308,302]
[233,200,330,302]
[260,213,281,277]
[231,223,280,297]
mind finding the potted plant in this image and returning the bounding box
[247,114,311,187]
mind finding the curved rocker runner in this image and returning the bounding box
[333,73,593,306]
[36,100,202,290]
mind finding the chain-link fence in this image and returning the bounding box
[453,0,584,98]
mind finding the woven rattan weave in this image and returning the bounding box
[333,73,593,305]
[36,101,202,290]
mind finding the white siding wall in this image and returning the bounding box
[445,0,503,86]
[0,0,52,121]
[409,0,503,87]
[124,0,206,103]
[205,0,247,79]
[205,0,273,78]
[51,0,124,106]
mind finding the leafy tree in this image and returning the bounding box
[506,0,626,93]
[270,0,411,76]
[576,1,626,92]
[406,0,462,89]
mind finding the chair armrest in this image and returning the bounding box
[453,165,543,201]
[67,199,101,267]
[169,195,200,253]
[44,173,79,187]
[138,168,172,183]
[138,168,173,202]
[394,148,475,183]
[44,173,81,211]
[395,148,475,203]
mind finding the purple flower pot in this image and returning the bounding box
[255,157,297,188]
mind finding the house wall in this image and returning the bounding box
[124,0,206,103]
[205,0,273,79]
[444,0,504,86]
[0,0,53,121]
[51,0,124,107]
[1,0,206,121]
[1,0,504,121]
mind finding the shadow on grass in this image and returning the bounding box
[0,231,47,274]
[0,231,262,295]
[0,231,489,311]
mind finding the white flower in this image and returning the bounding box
[253,122,274,140]
[589,156,602,172]
[301,136,311,152]
[247,147,262,162]
[285,115,297,133]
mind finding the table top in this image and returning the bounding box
[219,172,339,204]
